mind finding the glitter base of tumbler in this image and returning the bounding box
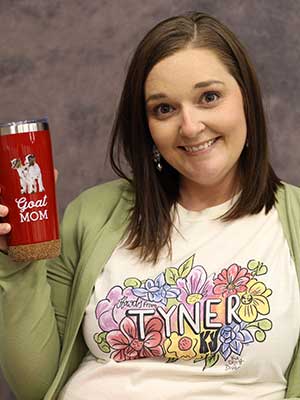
[8,239,61,262]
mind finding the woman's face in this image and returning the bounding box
[145,48,247,199]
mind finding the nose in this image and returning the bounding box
[179,106,205,138]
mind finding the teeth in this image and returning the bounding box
[184,139,216,152]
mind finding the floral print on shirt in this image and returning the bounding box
[93,256,273,370]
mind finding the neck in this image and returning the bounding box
[178,173,241,212]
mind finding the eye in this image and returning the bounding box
[201,91,220,105]
[152,103,175,118]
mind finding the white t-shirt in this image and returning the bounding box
[59,199,300,400]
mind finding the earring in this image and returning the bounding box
[152,146,162,172]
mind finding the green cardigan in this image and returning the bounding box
[0,179,299,400]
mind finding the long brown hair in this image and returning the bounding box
[109,12,281,263]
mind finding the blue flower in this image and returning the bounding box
[132,272,180,305]
[219,322,254,360]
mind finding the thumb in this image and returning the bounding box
[54,168,59,184]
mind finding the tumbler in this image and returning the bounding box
[0,118,60,261]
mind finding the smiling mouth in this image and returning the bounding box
[179,137,220,153]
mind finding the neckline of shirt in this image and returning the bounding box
[175,192,241,221]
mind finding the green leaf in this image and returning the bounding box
[124,277,141,288]
[203,353,219,370]
[99,342,111,353]
[178,255,194,278]
[257,319,272,330]
[165,267,179,285]
[167,298,179,308]
[94,333,102,344]
[247,318,272,331]
[194,357,203,364]
[167,357,178,363]
[255,330,266,342]
[247,260,260,271]
[93,332,111,353]
[256,264,268,275]
[207,353,219,368]
[247,259,268,276]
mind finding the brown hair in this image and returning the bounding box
[109,11,281,263]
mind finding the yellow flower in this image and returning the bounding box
[238,279,272,323]
[164,325,200,360]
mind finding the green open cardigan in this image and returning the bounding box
[0,179,299,400]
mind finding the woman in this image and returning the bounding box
[0,12,299,400]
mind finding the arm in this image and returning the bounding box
[285,341,300,399]
[275,184,300,399]
[0,198,81,400]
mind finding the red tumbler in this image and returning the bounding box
[0,118,60,261]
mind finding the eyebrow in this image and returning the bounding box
[145,80,225,104]
[194,80,225,88]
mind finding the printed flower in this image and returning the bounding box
[106,316,163,362]
[219,322,254,360]
[95,285,140,331]
[177,266,214,305]
[213,264,251,297]
[132,272,180,305]
[238,279,272,323]
[164,325,200,360]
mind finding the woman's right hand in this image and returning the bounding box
[0,191,11,253]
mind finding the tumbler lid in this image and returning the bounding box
[0,117,49,135]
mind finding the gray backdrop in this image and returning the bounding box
[0,1,299,399]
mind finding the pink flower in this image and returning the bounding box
[177,266,214,305]
[213,264,251,297]
[95,286,138,331]
[106,317,164,362]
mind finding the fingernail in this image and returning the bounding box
[0,205,8,213]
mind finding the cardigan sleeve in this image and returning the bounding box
[285,323,300,399]
[275,183,300,399]
[0,179,131,400]
[0,197,82,400]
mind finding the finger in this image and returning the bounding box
[0,205,9,218]
[0,223,11,234]
[54,168,59,183]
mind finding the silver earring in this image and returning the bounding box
[152,146,162,172]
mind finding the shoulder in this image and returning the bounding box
[76,178,133,205]
[276,181,300,206]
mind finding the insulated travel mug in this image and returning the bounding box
[0,118,60,261]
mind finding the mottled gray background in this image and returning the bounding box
[0,0,299,398]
